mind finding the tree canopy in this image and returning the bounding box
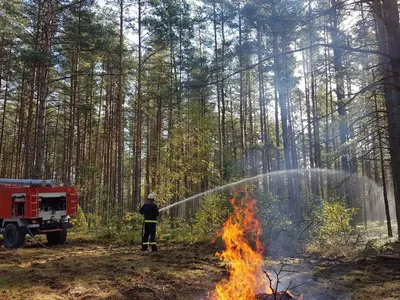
[1,0,399,239]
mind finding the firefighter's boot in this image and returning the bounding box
[142,243,148,251]
[151,243,158,252]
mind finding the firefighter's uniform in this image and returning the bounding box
[139,193,159,251]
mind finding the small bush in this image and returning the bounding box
[158,221,197,242]
[86,212,102,229]
[193,194,232,237]
[256,192,292,239]
[255,192,296,256]
[312,198,358,245]
[124,211,144,231]
[72,205,88,230]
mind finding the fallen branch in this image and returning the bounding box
[377,255,400,261]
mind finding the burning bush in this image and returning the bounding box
[210,189,295,300]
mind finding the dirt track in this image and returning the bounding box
[0,237,399,300]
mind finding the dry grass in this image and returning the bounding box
[0,235,225,300]
[303,242,362,258]
[0,234,399,300]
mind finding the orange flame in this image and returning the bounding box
[211,190,273,300]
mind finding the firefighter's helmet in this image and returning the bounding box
[148,193,155,200]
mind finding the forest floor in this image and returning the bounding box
[0,234,399,300]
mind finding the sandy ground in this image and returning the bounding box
[0,237,399,300]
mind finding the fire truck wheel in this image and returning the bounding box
[3,223,25,248]
[46,227,67,245]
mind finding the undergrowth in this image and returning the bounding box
[67,195,396,256]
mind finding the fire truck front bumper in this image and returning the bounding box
[63,222,73,229]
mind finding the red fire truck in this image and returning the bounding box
[0,179,78,248]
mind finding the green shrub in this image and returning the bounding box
[312,199,358,245]
[124,211,144,231]
[256,192,292,239]
[193,193,232,237]
[72,205,88,230]
[254,192,297,256]
[158,220,198,242]
[86,212,102,229]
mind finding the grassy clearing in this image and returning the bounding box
[0,231,399,299]
[0,233,225,300]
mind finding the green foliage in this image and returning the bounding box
[0,0,394,248]
[155,194,232,243]
[86,212,102,229]
[254,191,300,256]
[75,210,144,243]
[70,226,142,244]
[256,192,292,239]
[96,227,141,243]
[72,205,88,230]
[193,194,232,237]
[312,199,358,245]
[105,207,142,230]
[124,211,144,231]
[20,49,50,64]
[158,220,197,243]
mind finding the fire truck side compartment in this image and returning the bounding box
[35,187,78,217]
[0,189,14,219]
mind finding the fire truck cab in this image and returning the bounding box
[0,179,78,248]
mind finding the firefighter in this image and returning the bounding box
[139,193,159,251]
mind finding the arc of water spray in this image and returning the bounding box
[159,173,265,212]
[158,168,380,212]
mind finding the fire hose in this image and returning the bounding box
[23,217,50,249]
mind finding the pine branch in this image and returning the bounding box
[207,43,389,86]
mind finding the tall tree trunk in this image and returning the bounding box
[24,1,41,179]
[145,91,151,198]
[34,0,53,179]
[373,0,400,239]
[16,70,27,178]
[331,0,349,174]
[330,0,351,207]
[118,0,124,212]
[257,22,268,178]
[247,66,255,175]
[303,50,317,196]
[238,5,246,176]
[308,1,320,197]
[213,0,223,181]
[134,0,143,210]
[0,45,11,170]
[220,2,226,177]
[280,40,295,216]
[273,32,281,172]
[374,92,393,237]
[324,25,332,197]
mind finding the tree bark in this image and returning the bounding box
[257,21,268,179]
[134,0,143,210]
[213,0,223,181]
[372,0,398,238]
[117,0,124,212]
[375,92,393,236]
[34,0,53,179]
[331,0,349,175]
[238,5,246,176]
